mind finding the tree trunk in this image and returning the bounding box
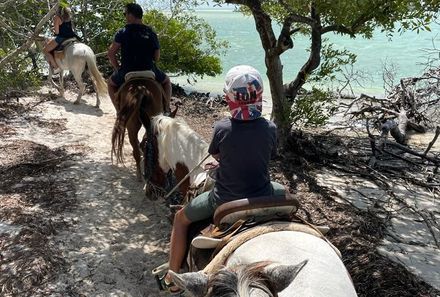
[248,3,290,141]
[266,54,290,142]
[284,6,322,99]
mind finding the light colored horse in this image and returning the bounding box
[148,118,357,296]
[146,115,215,199]
[42,39,107,107]
[170,230,358,297]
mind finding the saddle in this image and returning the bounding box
[125,70,155,82]
[54,37,78,60]
[190,194,300,250]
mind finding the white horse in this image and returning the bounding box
[169,230,358,297]
[42,39,107,107]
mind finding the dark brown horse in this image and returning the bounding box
[111,78,165,180]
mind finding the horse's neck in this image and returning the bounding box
[226,231,357,297]
[159,124,209,173]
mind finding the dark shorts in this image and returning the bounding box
[110,66,167,88]
[184,181,286,223]
[55,36,67,44]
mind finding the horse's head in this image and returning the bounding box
[143,115,196,201]
[169,261,307,297]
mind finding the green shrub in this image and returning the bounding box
[290,88,336,127]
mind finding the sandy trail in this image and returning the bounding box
[7,88,170,296]
[2,86,439,296]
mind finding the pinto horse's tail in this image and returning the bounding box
[111,84,153,164]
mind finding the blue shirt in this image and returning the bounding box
[114,24,159,72]
[208,117,277,203]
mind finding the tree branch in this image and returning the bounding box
[284,2,322,98]
[0,3,59,69]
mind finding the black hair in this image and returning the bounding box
[125,3,143,19]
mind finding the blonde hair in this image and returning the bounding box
[57,7,72,21]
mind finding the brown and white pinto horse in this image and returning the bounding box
[111,78,166,180]
[144,115,215,201]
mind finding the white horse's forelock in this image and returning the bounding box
[151,115,214,184]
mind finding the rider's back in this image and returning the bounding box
[116,24,159,72]
[209,117,277,203]
[58,20,75,39]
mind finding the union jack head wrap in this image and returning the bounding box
[223,65,263,121]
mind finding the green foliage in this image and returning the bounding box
[0,0,226,96]
[217,0,440,135]
[290,88,336,127]
[70,0,130,54]
[143,10,226,77]
[309,41,357,83]
[70,1,225,77]
[0,67,41,100]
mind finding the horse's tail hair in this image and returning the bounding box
[85,53,107,98]
[111,85,152,165]
[139,89,153,131]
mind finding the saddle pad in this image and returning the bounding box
[60,37,78,47]
[191,223,330,250]
[125,70,155,81]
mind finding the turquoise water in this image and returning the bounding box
[173,10,439,96]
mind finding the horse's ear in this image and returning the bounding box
[170,105,179,118]
[170,99,182,118]
[169,271,208,297]
[262,260,308,292]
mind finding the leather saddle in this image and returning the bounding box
[125,70,155,82]
[191,194,301,249]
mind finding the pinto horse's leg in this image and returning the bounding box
[72,69,85,105]
[127,118,143,181]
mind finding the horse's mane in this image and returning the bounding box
[151,115,212,183]
[208,262,276,297]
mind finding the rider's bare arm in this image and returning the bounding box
[53,16,62,35]
[107,42,121,70]
[154,49,160,62]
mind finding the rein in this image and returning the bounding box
[164,153,211,200]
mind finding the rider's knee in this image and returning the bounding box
[174,208,191,226]
[162,76,171,86]
[107,78,117,88]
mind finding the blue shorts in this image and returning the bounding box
[110,66,167,88]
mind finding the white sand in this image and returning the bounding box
[6,88,170,296]
[4,86,439,294]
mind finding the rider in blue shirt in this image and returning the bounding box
[107,3,171,112]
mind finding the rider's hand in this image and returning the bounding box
[204,161,219,171]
